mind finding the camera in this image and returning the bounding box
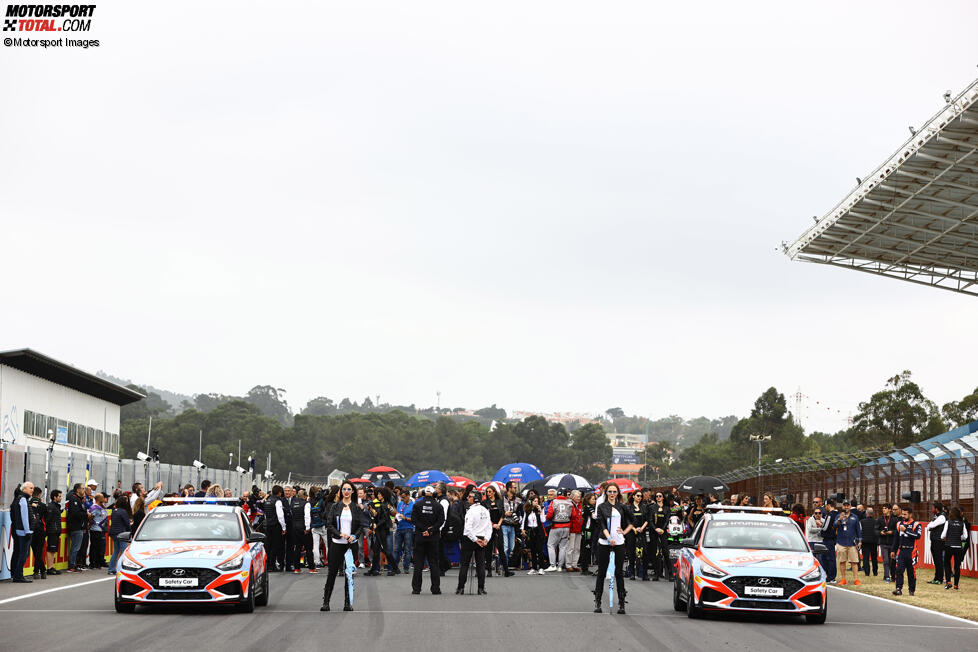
[137,451,151,462]
[235,466,246,474]
[264,470,274,479]
[901,490,921,503]
[193,459,207,470]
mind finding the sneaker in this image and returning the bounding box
[839,579,847,585]
[309,568,318,573]
[892,589,902,596]
[853,579,861,586]
[294,569,302,574]
[954,585,959,590]
[527,569,538,575]
[828,579,837,584]
[358,563,366,569]
[945,584,952,590]
[908,591,915,596]
[544,566,558,572]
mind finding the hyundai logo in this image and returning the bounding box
[757,577,771,585]
[172,569,186,576]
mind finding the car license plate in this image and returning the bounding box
[745,586,783,597]
[160,577,198,588]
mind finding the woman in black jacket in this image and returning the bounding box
[579,493,596,575]
[321,480,370,612]
[624,490,648,581]
[482,485,505,575]
[593,483,633,614]
[520,492,546,575]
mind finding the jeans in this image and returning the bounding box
[394,529,414,570]
[108,536,128,572]
[821,540,837,581]
[501,525,516,567]
[11,533,31,580]
[68,530,84,569]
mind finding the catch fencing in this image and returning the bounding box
[653,449,977,577]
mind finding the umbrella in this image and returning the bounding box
[492,462,544,484]
[606,478,641,494]
[678,475,729,495]
[405,469,452,488]
[449,475,477,489]
[365,466,403,485]
[477,481,505,496]
[522,473,592,496]
[348,478,374,488]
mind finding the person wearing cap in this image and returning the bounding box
[456,489,491,595]
[834,500,862,586]
[411,485,445,595]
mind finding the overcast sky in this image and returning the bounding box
[3,1,978,435]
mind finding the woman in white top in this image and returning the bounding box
[456,490,492,594]
[593,482,633,614]
[521,492,546,574]
[321,481,370,612]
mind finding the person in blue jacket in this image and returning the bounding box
[9,482,35,583]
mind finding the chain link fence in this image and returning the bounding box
[653,449,976,522]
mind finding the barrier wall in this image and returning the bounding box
[1,511,116,579]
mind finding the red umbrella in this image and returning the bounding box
[478,481,505,496]
[348,477,374,487]
[450,475,476,489]
[607,478,641,493]
[365,466,400,473]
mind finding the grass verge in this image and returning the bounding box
[832,570,978,621]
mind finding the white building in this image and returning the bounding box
[0,349,143,457]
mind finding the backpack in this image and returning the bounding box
[444,501,465,542]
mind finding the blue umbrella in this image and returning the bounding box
[405,469,452,488]
[492,462,544,484]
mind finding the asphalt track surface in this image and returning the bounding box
[2,569,975,651]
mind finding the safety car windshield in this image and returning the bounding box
[702,519,808,552]
[136,511,242,541]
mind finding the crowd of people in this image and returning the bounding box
[7,477,972,611]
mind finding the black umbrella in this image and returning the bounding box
[678,475,729,495]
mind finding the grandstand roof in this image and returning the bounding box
[787,77,978,296]
[872,420,978,465]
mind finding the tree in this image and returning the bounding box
[514,416,573,473]
[942,387,978,428]
[475,404,507,420]
[605,407,625,420]
[244,386,292,426]
[301,396,336,416]
[120,385,173,422]
[851,371,941,449]
[569,422,612,479]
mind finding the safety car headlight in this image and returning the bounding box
[800,566,822,582]
[217,556,244,571]
[120,554,143,571]
[700,561,727,579]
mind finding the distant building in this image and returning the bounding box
[0,349,143,458]
[607,432,646,449]
[511,410,601,426]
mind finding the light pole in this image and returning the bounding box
[749,434,771,481]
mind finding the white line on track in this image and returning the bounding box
[828,585,978,627]
[0,577,114,605]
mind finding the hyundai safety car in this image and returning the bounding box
[673,505,827,624]
[114,500,269,613]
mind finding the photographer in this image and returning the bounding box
[877,505,898,582]
[456,489,491,595]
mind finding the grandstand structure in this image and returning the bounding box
[787,77,978,296]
